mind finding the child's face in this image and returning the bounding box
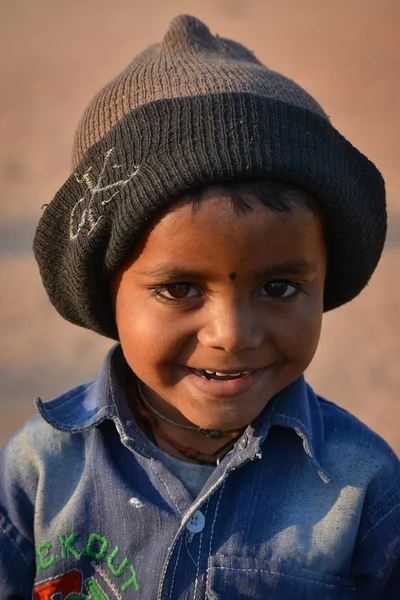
[113,188,326,432]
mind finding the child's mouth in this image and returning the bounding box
[189,368,253,381]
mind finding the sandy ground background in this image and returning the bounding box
[0,0,399,453]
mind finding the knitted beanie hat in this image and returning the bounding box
[34,15,386,340]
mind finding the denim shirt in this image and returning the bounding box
[0,344,399,599]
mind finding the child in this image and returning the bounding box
[0,14,399,599]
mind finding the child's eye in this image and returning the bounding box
[260,281,303,299]
[150,283,200,302]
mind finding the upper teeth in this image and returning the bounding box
[204,369,250,376]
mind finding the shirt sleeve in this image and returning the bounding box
[352,469,400,599]
[0,506,36,598]
[379,557,400,600]
[0,425,37,598]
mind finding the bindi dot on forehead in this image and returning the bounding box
[229,272,237,281]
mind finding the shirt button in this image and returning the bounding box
[186,510,205,533]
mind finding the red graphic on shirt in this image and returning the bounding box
[34,569,82,599]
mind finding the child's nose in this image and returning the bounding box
[198,300,263,353]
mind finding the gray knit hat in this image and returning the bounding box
[34,15,386,340]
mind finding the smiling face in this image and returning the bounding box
[113,186,327,438]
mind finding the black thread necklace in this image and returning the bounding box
[137,380,229,438]
[135,380,243,465]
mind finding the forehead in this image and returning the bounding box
[128,193,326,275]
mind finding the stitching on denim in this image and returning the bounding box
[107,357,130,437]
[151,468,183,515]
[272,412,331,482]
[107,353,117,408]
[95,563,123,600]
[193,500,210,600]
[34,568,84,589]
[158,550,170,600]
[43,382,97,411]
[205,481,226,591]
[107,353,133,425]
[358,501,400,546]
[38,403,113,432]
[184,533,198,568]
[273,414,312,444]
[168,536,183,600]
[158,473,229,600]
[63,403,111,422]
[205,566,356,590]
[253,394,278,438]
[0,520,31,565]
[266,394,279,414]
[37,378,114,431]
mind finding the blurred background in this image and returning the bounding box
[0,0,399,452]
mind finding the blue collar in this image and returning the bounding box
[36,344,331,483]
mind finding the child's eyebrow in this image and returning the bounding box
[138,266,205,281]
[261,259,317,277]
[137,259,316,281]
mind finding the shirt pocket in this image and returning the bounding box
[206,554,357,600]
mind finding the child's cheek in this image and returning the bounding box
[287,308,323,365]
[268,294,323,362]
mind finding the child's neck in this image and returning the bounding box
[128,377,245,464]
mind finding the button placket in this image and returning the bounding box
[158,476,227,600]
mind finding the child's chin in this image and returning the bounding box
[177,370,270,428]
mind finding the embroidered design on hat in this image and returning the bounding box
[69,147,140,241]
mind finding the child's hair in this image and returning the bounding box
[183,179,322,218]
[33,15,386,340]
